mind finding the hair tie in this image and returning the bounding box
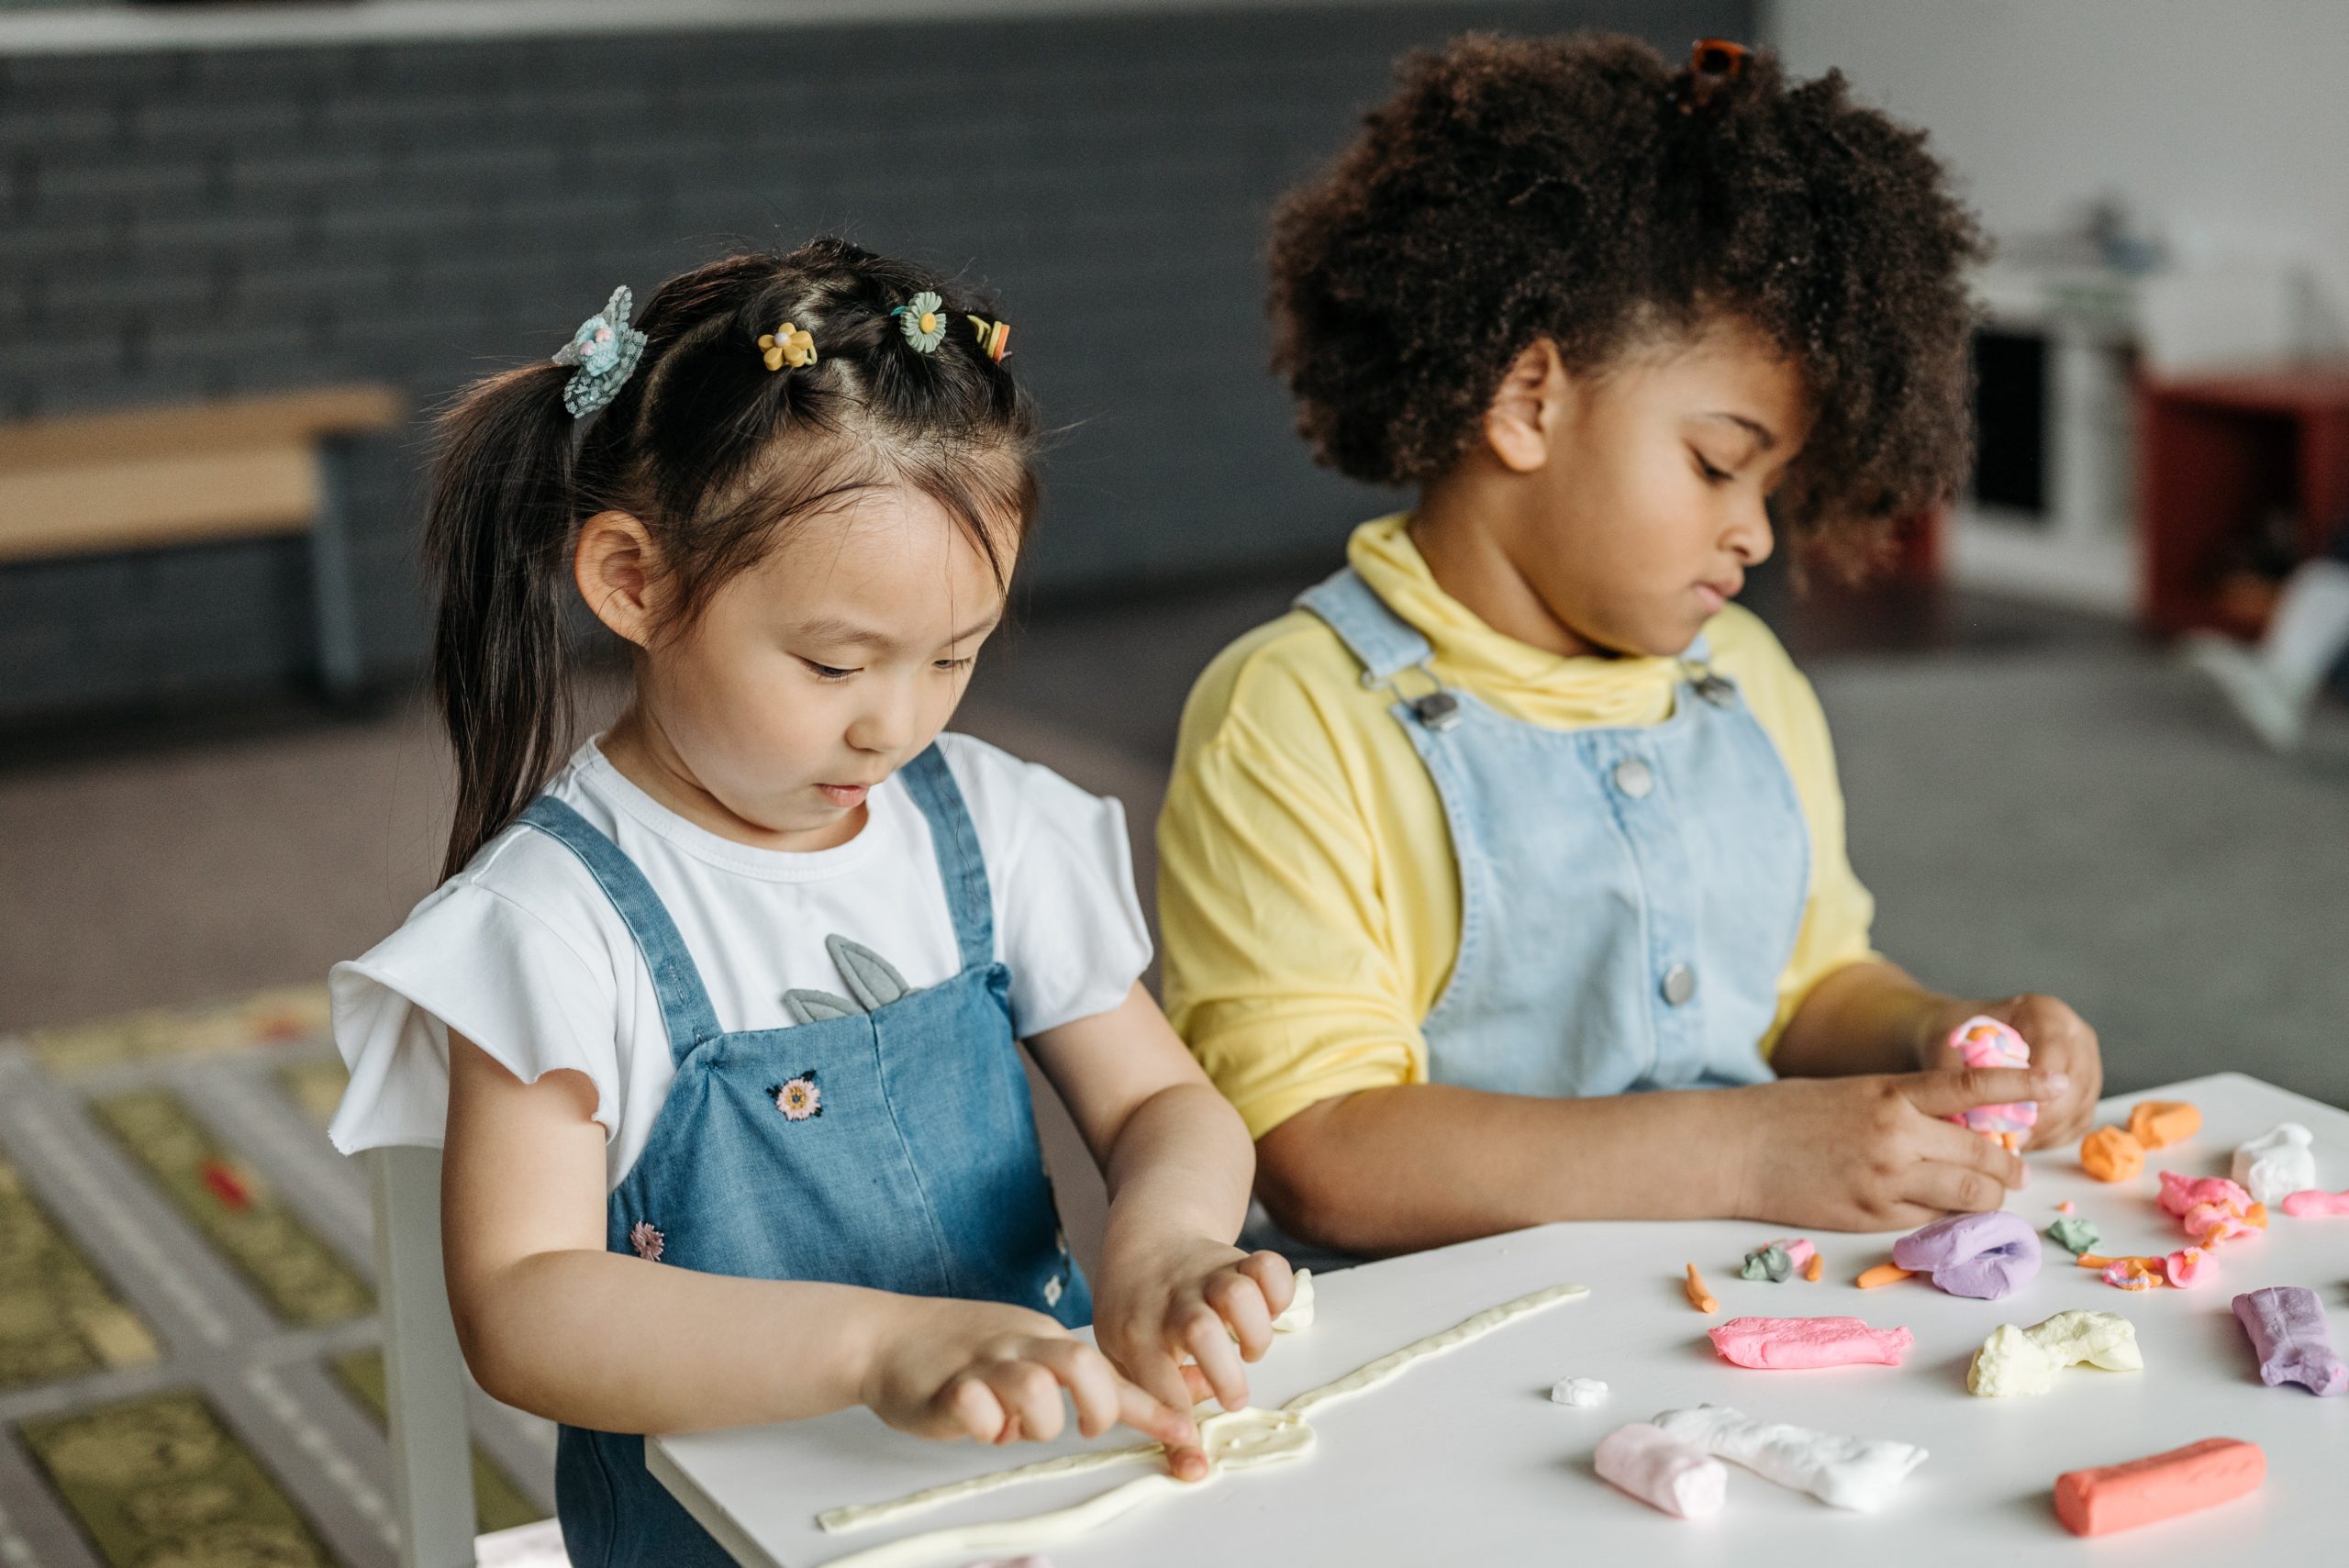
[759,322,818,372]
[966,314,1010,363]
[1669,37,1749,115]
[891,291,947,353]
[551,286,647,418]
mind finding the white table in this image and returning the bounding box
[651,1073,2349,1564]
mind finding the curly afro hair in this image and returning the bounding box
[1268,32,1987,550]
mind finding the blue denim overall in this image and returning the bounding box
[518,746,1089,1567]
[1298,566,1811,1099]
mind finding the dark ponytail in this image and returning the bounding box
[422,239,1039,879]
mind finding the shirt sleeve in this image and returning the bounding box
[327,869,627,1157]
[1721,624,1881,1054]
[941,735,1153,1039]
[1157,662,1428,1140]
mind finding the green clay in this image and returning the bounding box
[2047,1217,2100,1256]
[1740,1244,1793,1283]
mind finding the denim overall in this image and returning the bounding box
[519,746,1088,1566]
[1253,569,1812,1270]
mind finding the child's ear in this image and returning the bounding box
[573,510,663,647]
[1480,338,1569,473]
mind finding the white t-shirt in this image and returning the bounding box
[328,732,1151,1190]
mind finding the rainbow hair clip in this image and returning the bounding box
[966,314,1010,363]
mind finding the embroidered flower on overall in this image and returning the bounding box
[895,291,947,352]
[769,1071,823,1121]
[629,1221,664,1262]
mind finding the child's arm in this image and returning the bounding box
[1769,958,2104,1146]
[1027,984,1294,1455]
[1254,1061,2062,1257]
[440,1030,1197,1452]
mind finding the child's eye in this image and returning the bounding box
[801,659,857,681]
[933,656,974,673]
[1693,453,1733,484]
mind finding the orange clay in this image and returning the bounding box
[2054,1438,2264,1537]
[1998,1131,2022,1153]
[1684,1262,1718,1314]
[1802,1251,1823,1283]
[2080,1125,2145,1183]
[2124,1100,2201,1151]
[2246,1203,2268,1229]
[1855,1262,1916,1289]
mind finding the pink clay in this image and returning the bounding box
[2159,1172,2251,1218]
[1944,1018,2038,1135]
[2283,1189,2349,1218]
[2165,1247,2216,1288]
[1708,1316,1913,1369]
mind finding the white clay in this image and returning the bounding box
[1272,1268,1317,1333]
[1967,1310,2142,1398]
[1594,1421,1726,1519]
[1551,1376,1609,1407]
[2232,1122,2317,1207]
[1652,1404,1927,1512]
[817,1283,1589,1562]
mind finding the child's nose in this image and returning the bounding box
[1726,499,1775,567]
[847,684,920,755]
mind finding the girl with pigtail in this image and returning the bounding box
[329,240,1289,1562]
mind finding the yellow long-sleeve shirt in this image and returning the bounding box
[1159,516,1878,1140]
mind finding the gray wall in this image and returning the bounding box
[0,0,1750,721]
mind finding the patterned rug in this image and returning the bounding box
[0,986,558,1567]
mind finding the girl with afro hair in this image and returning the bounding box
[1158,33,2102,1263]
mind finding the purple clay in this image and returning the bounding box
[2232,1286,2348,1396]
[1890,1210,2042,1300]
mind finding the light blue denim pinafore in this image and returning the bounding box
[1300,563,1810,1095]
[518,746,1088,1567]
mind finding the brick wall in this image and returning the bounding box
[0,0,1750,722]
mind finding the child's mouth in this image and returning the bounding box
[817,783,870,808]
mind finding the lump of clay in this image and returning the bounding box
[2231,1285,2347,1396]
[1967,1309,2143,1397]
[2079,1125,2144,1183]
[1707,1316,1911,1369]
[1653,1404,1926,1512]
[2282,1187,2349,1217]
[1943,1017,2037,1138]
[2156,1172,2265,1246]
[1550,1376,1608,1407]
[1271,1269,1316,1333]
[1740,1237,1814,1283]
[2046,1215,2100,1255]
[1593,1421,1725,1519]
[2054,1438,2264,1536]
[2125,1099,2200,1150]
[2232,1122,2316,1207]
[1890,1210,2041,1300]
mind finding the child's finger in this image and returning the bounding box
[941,1374,1009,1444]
[1179,1303,1252,1412]
[1207,1271,1277,1362]
[1111,1373,1206,1464]
[1917,1116,2026,1189]
[1031,1340,1124,1440]
[1900,1065,2065,1119]
[1179,1362,1214,1405]
[1237,1251,1297,1319]
[983,1360,1067,1445]
[1903,1158,2010,1215]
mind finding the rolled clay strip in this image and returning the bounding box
[1708,1316,1912,1370]
[2232,1122,2316,1207]
[2053,1437,2264,1537]
[2079,1125,2144,1183]
[1653,1403,1926,1512]
[2282,1187,2349,1218]
[1684,1262,1718,1314]
[1854,1262,1914,1290]
[2125,1099,2200,1150]
[2231,1285,2348,1396]
[1594,1421,1727,1519]
[1890,1210,2041,1300]
[1271,1269,1316,1332]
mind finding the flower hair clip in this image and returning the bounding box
[892,291,947,353]
[966,314,1010,363]
[759,321,817,372]
[551,285,647,418]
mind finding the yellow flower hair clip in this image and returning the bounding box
[758,322,817,372]
[966,315,1010,363]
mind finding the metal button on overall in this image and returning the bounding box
[1613,758,1654,798]
[1661,963,1698,1006]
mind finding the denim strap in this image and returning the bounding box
[1295,565,1432,683]
[898,744,994,973]
[516,796,722,1062]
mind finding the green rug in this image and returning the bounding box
[0,987,551,1567]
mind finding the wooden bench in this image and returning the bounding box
[0,385,405,699]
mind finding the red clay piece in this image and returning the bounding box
[2053,1437,2264,1536]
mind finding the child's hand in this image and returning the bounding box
[1737,1064,2068,1231]
[1920,994,2104,1151]
[1090,1235,1295,1480]
[860,1296,1197,1457]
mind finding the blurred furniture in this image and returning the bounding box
[0,385,401,700]
[2138,366,2349,635]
